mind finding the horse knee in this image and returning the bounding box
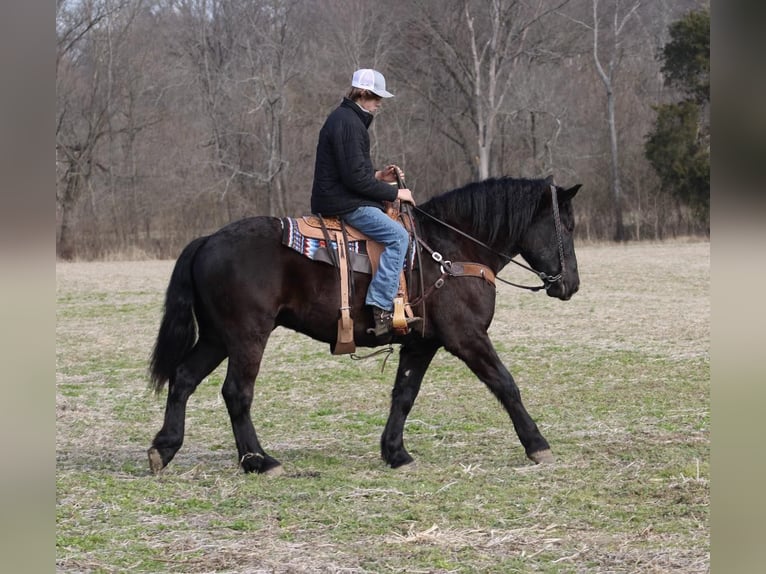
[221,378,254,414]
[168,363,206,400]
[487,378,521,403]
[167,379,193,403]
[391,386,418,416]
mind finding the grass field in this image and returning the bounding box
[56,241,709,573]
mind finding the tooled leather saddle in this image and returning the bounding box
[280,201,417,355]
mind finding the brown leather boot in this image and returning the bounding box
[367,306,393,337]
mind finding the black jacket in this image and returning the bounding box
[310,98,397,216]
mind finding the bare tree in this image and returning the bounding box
[57,0,109,258]
[239,0,309,216]
[563,0,642,241]
[56,0,143,258]
[55,0,710,258]
[399,0,571,181]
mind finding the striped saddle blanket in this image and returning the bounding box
[280,216,373,274]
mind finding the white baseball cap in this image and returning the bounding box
[351,68,394,98]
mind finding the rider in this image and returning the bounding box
[311,68,416,337]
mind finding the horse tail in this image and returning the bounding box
[149,236,209,394]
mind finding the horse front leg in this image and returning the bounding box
[381,340,440,468]
[446,334,553,464]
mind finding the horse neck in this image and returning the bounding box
[416,182,541,270]
[416,211,519,272]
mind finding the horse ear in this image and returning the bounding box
[560,184,581,201]
[544,175,555,186]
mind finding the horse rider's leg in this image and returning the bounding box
[381,341,440,468]
[445,333,553,464]
[221,341,282,475]
[148,340,226,474]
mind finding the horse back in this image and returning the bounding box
[190,216,369,345]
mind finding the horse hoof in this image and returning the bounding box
[529,449,554,465]
[148,448,165,474]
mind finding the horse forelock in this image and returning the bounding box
[420,177,546,245]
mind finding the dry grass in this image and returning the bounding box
[56,241,709,573]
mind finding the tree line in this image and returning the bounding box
[56,0,709,260]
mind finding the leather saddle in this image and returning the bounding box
[284,201,417,355]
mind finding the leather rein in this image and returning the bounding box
[405,182,567,294]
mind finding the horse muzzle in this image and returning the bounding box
[545,276,579,301]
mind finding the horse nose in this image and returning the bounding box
[558,277,579,300]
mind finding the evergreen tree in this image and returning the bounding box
[645,8,710,227]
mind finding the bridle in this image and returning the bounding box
[410,184,567,293]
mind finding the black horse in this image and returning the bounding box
[148,176,581,474]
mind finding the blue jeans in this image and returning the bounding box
[342,206,409,311]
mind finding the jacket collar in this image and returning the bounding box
[341,97,374,129]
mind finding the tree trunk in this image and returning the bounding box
[590,0,639,242]
[606,86,625,241]
[57,155,86,260]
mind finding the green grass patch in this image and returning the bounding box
[57,243,709,572]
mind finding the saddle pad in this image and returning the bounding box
[280,217,372,274]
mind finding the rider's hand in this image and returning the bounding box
[376,164,404,183]
[397,188,415,205]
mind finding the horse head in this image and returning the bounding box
[518,180,581,301]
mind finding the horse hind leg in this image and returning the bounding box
[148,340,226,474]
[221,339,282,475]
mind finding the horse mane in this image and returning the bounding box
[419,176,546,245]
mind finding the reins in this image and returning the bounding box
[395,171,427,300]
[410,184,567,293]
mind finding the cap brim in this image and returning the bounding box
[371,88,394,98]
